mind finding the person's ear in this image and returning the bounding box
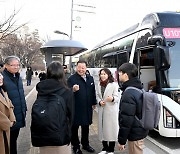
[124,73,129,80]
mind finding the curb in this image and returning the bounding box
[25,86,36,100]
[146,135,177,154]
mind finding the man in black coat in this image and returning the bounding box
[118,63,148,154]
[26,66,33,86]
[68,60,97,154]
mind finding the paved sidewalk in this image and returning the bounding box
[17,78,39,154]
[17,78,156,154]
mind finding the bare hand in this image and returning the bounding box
[10,122,14,127]
[92,105,96,110]
[105,96,113,102]
[100,100,106,107]
[118,144,125,151]
[73,84,79,92]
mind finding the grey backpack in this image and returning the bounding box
[125,87,161,130]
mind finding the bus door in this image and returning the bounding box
[136,48,156,91]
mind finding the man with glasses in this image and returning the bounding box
[2,56,27,154]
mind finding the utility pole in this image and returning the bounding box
[69,0,74,73]
[69,0,95,73]
[70,0,73,40]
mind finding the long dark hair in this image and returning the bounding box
[47,61,68,88]
[99,68,114,83]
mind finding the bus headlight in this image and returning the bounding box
[164,109,173,128]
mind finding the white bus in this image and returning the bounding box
[80,11,180,137]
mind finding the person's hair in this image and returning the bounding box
[99,68,114,83]
[86,70,90,75]
[4,56,20,64]
[0,63,4,70]
[63,64,67,69]
[118,63,138,79]
[77,60,87,66]
[27,66,32,70]
[47,61,68,88]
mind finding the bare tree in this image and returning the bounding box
[0,9,27,41]
[0,28,43,68]
[0,10,44,69]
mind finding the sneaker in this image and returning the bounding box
[107,153,114,154]
[98,151,107,154]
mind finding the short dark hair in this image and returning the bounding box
[77,60,87,66]
[118,63,138,79]
[63,65,67,69]
[0,63,4,68]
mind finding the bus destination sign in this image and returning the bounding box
[163,28,180,38]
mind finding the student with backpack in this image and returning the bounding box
[117,63,149,154]
[31,61,74,154]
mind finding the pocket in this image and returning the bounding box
[137,139,144,149]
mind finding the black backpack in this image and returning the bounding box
[31,89,70,147]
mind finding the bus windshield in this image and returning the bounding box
[167,39,180,88]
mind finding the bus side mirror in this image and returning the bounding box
[147,35,170,70]
[147,34,166,46]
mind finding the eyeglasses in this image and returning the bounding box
[8,64,21,67]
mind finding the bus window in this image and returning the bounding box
[140,49,154,66]
[94,50,102,67]
[102,50,129,68]
[117,51,129,67]
[102,56,115,68]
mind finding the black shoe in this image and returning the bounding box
[73,148,83,154]
[82,145,95,153]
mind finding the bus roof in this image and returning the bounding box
[92,11,180,51]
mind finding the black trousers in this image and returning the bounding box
[102,141,115,152]
[10,128,20,154]
[71,125,89,149]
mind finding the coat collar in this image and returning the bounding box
[75,72,90,81]
[120,77,143,91]
[0,90,11,108]
[98,82,112,99]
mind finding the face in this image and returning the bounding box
[0,73,3,86]
[76,63,87,76]
[119,71,128,83]
[5,59,20,74]
[100,70,108,81]
[63,67,67,73]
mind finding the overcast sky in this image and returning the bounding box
[0,0,180,50]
